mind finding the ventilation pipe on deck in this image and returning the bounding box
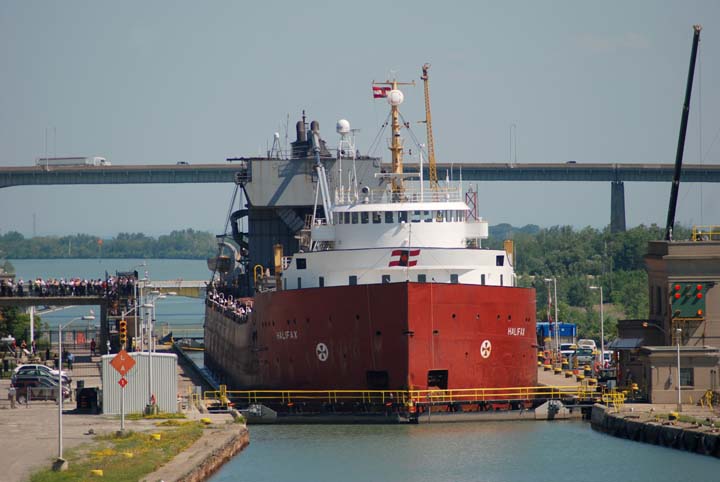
[274,244,284,291]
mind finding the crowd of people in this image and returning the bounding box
[206,288,252,323]
[0,275,137,298]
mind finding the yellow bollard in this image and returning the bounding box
[200,417,212,425]
[90,469,104,477]
[151,433,162,440]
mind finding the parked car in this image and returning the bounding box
[577,339,597,351]
[11,376,71,403]
[575,347,595,365]
[12,364,71,384]
[560,343,577,359]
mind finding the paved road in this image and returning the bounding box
[0,347,212,481]
[0,378,165,481]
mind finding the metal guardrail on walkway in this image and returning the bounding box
[203,385,626,410]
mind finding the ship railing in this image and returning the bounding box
[407,385,595,404]
[334,185,464,206]
[205,297,250,325]
[203,389,413,406]
[691,225,720,241]
[201,385,621,408]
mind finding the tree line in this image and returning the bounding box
[0,229,217,260]
[488,223,691,342]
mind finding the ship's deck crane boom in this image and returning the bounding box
[421,63,439,190]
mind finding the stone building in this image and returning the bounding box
[613,233,720,406]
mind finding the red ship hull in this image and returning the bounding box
[205,282,537,390]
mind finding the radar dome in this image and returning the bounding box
[387,89,404,106]
[336,119,351,134]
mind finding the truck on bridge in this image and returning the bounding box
[36,156,111,167]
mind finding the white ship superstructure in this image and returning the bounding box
[282,82,515,291]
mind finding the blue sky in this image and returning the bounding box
[1,1,719,237]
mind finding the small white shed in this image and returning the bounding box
[101,352,178,415]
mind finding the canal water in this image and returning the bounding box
[212,421,718,482]
[8,259,720,481]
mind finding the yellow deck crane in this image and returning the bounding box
[421,63,439,190]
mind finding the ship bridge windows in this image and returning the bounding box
[361,212,369,224]
[496,255,504,266]
[343,213,350,224]
[424,210,432,222]
[399,211,408,223]
[417,274,426,283]
[349,275,358,286]
[411,211,421,223]
[385,211,394,223]
[382,274,391,284]
[296,258,306,270]
[450,274,459,284]
[351,212,359,224]
[372,212,382,224]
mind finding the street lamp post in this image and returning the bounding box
[55,313,95,470]
[676,327,682,412]
[590,285,605,367]
[143,292,168,413]
[543,277,559,358]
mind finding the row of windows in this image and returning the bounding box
[293,273,505,288]
[298,256,503,270]
[336,210,467,225]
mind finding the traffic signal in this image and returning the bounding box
[671,282,711,320]
[119,319,127,346]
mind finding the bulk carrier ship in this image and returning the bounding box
[205,69,537,393]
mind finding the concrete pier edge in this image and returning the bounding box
[590,404,720,458]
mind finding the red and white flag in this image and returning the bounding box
[372,86,391,98]
[388,249,420,267]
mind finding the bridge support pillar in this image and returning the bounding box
[610,181,626,233]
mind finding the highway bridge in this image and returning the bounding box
[2,162,720,188]
[2,161,719,232]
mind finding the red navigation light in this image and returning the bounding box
[675,284,681,291]
[697,293,703,299]
[674,292,681,299]
[696,284,703,291]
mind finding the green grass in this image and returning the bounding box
[125,412,187,421]
[655,413,720,428]
[30,421,204,482]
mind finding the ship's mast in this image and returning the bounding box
[373,78,414,193]
[421,63,439,191]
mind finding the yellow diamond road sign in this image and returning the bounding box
[110,349,136,377]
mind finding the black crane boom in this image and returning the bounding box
[665,24,702,241]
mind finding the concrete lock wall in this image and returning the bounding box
[102,353,178,414]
